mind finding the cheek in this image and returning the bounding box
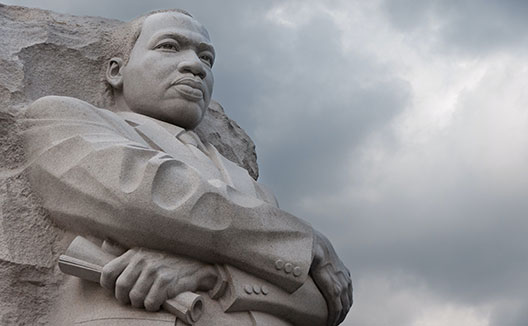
[126,57,173,87]
[205,75,214,98]
[123,66,148,92]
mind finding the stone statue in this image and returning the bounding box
[22,9,352,326]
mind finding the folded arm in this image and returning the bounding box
[23,96,313,292]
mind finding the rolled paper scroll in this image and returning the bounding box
[58,236,204,325]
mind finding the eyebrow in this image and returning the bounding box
[149,31,215,56]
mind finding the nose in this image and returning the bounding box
[177,51,207,79]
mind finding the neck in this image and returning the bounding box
[109,91,132,113]
[107,90,204,130]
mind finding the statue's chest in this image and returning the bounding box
[122,117,257,197]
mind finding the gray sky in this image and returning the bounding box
[4,0,528,325]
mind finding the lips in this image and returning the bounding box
[171,77,205,101]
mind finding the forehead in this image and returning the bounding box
[138,12,211,45]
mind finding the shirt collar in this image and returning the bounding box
[116,111,207,150]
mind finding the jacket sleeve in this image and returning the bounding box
[23,96,313,292]
[218,265,327,325]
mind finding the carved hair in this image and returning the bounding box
[101,9,195,106]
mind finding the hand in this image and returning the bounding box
[100,247,217,311]
[311,230,353,326]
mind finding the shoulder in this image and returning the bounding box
[26,96,106,121]
[24,96,148,145]
[254,182,280,207]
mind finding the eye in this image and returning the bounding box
[199,53,214,67]
[155,41,180,51]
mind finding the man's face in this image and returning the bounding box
[121,12,215,129]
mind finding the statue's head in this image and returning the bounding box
[104,9,215,129]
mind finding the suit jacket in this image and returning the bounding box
[23,95,314,293]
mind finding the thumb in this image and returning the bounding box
[167,276,199,299]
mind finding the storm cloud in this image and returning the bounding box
[3,0,528,325]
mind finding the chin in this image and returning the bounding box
[173,117,201,129]
[167,106,205,129]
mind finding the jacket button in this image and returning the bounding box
[284,263,293,273]
[275,259,284,270]
[253,285,261,294]
[244,285,253,294]
[293,266,302,277]
[261,285,269,295]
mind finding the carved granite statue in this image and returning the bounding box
[22,9,352,326]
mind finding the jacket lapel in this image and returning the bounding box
[116,112,226,182]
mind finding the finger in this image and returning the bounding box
[338,287,350,324]
[115,260,143,305]
[347,278,353,308]
[143,272,171,312]
[313,267,339,326]
[167,275,199,299]
[339,269,352,302]
[329,292,343,326]
[100,250,135,291]
[102,239,127,256]
[129,267,156,308]
[328,268,344,326]
[338,273,352,319]
[331,273,347,325]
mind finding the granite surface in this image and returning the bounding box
[0,4,259,325]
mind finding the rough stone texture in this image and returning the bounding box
[0,110,68,325]
[196,100,258,181]
[0,3,258,179]
[0,4,258,325]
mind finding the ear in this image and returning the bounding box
[106,58,124,89]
